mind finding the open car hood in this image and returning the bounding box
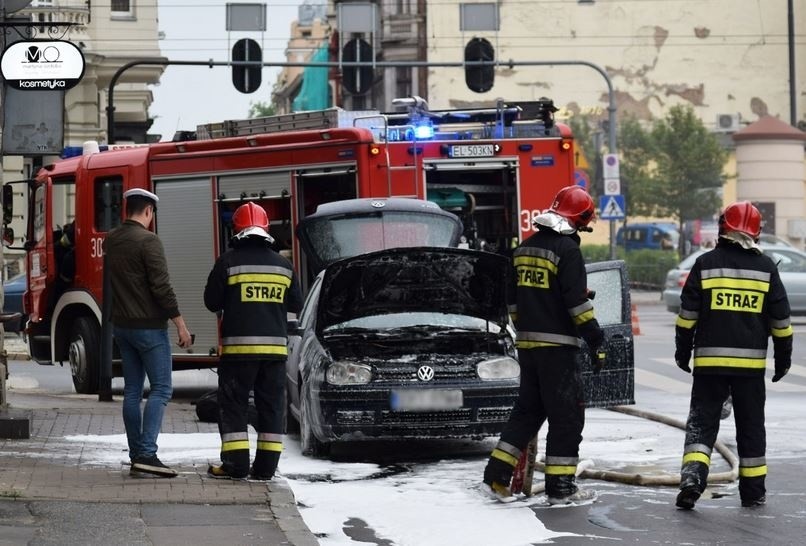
[316,247,510,334]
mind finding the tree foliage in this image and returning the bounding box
[248,101,276,118]
[567,115,604,200]
[619,105,727,222]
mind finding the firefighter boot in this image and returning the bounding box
[676,475,703,510]
[482,456,514,500]
[250,450,281,482]
[545,475,596,505]
[740,475,766,508]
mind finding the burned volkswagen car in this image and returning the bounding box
[286,198,635,457]
[286,246,518,456]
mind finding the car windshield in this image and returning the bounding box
[324,312,502,333]
[302,211,458,265]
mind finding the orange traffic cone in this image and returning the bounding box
[631,304,641,335]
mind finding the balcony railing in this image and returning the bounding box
[20,0,91,40]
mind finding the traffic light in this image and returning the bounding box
[232,38,262,94]
[464,37,495,93]
[342,38,374,95]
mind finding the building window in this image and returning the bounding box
[394,0,412,15]
[395,67,412,99]
[111,0,133,18]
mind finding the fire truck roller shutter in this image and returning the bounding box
[154,178,219,358]
[217,171,291,202]
[218,171,294,248]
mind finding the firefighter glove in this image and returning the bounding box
[591,346,606,375]
[772,366,790,383]
[675,349,691,373]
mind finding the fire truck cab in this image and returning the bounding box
[4,97,578,394]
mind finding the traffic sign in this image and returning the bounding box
[599,194,625,220]
[603,153,619,179]
[574,168,590,190]
[604,178,620,195]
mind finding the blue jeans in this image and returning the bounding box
[113,326,173,460]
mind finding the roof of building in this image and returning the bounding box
[732,115,806,142]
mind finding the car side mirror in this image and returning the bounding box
[2,184,13,226]
[2,227,14,247]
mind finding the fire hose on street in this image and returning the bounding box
[532,405,739,488]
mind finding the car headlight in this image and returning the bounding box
[326,362,372,385]
[477,356,520,380]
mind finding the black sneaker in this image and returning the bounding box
[131,455,177,478]
[676,486,701,510]
[207,464,247,481]
[741,496,766,508]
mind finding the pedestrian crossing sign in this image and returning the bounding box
[599,195,625,220]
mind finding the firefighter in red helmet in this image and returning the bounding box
[675,201,792,509]
[483,185,606,504]
[204,202,303,481]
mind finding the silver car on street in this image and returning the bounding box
[662,244,806,314]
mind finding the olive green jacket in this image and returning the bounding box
[103,220,180,329]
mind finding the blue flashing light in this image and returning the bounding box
[61,146,84,159]
[385,122,435,142]
[414,123,434,140]
[61,145,110,159]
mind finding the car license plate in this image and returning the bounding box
[390,389,463,411]
[448,144,495,158]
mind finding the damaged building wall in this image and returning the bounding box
[427,0,806,131]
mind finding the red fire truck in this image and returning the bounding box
[4,98,578,393]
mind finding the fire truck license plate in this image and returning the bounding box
[390,389,463,411]
[448,144,495,158]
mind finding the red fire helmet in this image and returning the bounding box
[548,185,596,229]
[232,202,271,240]
[719,201,762,238]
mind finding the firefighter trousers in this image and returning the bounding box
[681,374,766,503]
[485,346,585,495]
[217,359,286,479]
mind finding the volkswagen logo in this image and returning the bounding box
[370,200,386,208]
[417,365,435,382]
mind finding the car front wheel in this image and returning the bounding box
[299,388,330,458]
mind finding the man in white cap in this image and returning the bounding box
[104,187,193,478]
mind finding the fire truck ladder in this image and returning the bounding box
[351,113,422,199]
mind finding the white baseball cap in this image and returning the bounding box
[123,188,159,203]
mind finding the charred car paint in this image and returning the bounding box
[286,247,518,456]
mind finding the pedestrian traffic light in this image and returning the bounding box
[232,38,262,94]
[342,38,374,95]
[464,37,495,93]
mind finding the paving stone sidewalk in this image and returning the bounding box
[0,391,318,546]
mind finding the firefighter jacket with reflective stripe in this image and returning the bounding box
[675,241,793,376]
[204,238,304,362]
[511,228,604,351]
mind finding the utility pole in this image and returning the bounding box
[0,0,33,437]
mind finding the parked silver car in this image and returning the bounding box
[662,244,806,314]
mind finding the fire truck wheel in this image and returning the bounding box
[69,316,100,394]
[299,388,330,458]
